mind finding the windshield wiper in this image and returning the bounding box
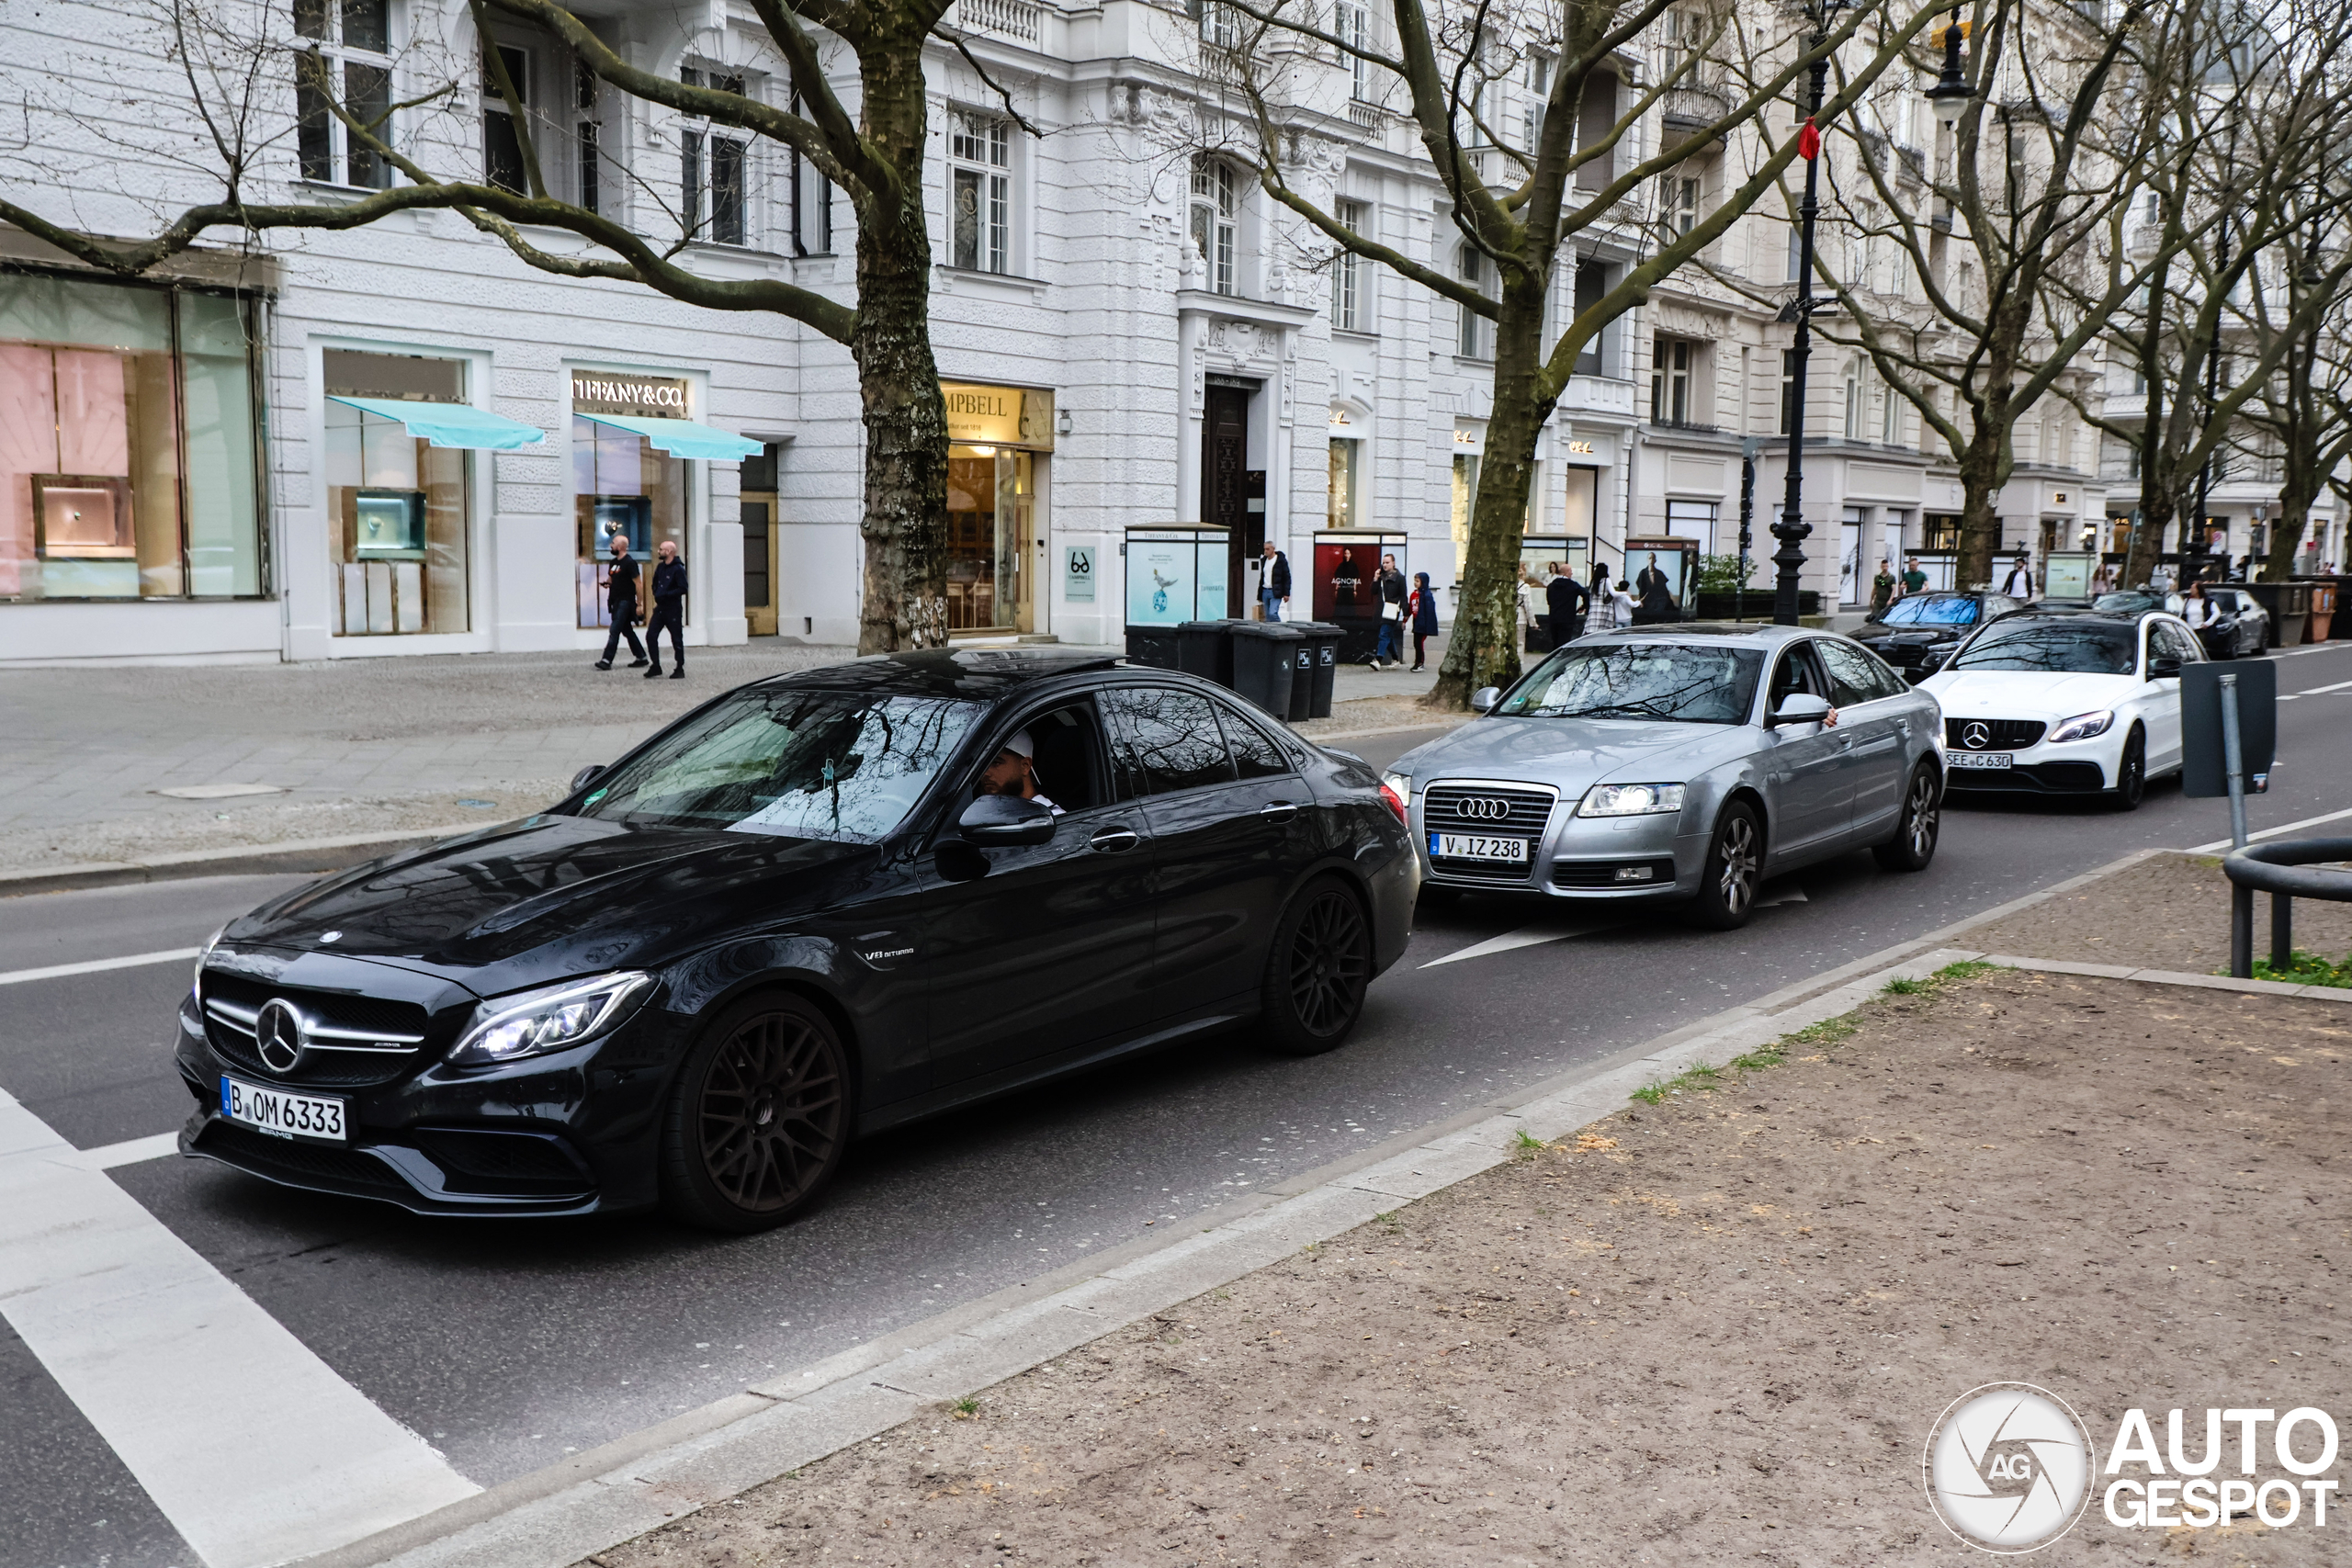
[1546,701,1681,720]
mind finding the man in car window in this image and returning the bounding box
[977,728,1063,815]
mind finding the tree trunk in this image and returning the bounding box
[1954,421,2007,590]
[1426,275,1553,711]
[852,38,948,653]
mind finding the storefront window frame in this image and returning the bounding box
[0,266,271,606]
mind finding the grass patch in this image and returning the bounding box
[1512,1128,1549,1157]
[2246,949,2352,987]
[948,1396,980,1420]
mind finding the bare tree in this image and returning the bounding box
[1202,0,1928,707]
[0,0,1024,652]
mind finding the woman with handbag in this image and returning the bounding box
[1371,553,1408,668]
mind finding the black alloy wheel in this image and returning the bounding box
[1260,877,1373,1056]
[2107,726,2147,812]
[661,992,852,1232]
[1683,802,1762,931]
[1872,763,1942,873]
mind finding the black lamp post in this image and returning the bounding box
[2189,211,2229,587]
[1771,0,1845,625]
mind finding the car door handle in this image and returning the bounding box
[1259,802,1300,822]
[1089,827,1141,854]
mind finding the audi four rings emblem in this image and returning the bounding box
[1453,796,1513,820]
[255,998,306,1074]
[1962,721,1993,750]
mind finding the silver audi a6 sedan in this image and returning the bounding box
[1386,625,1947,928]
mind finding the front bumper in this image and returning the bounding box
[1942,736,2116,794]
[1414,798,1703,901]
[173,995,672,1216]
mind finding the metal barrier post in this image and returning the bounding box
[2233,885,2254,978]
[2272,892,2294,971]
[2219,672,2249,850]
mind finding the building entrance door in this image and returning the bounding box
[1203,384,1251,615]
[946,445,1035,633]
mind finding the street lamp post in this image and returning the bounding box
[1771,1,1847,626]
[2190,211,2229,586]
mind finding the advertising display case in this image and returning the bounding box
[1621,536,1697,622]
[2041,551,2096,604]
[1312,529,1408,662]
[1124,525,1229,666]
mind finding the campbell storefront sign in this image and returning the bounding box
[941,381,1056,450]
[572,373,690,416]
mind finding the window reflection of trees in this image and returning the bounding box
[1102,689,1237,795]
[1951,626,2136,676]
[1505,647,1762,725]
[584,693,979,840]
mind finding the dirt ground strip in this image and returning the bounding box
[582,969,2346,1567]
[1963,852,2352,976]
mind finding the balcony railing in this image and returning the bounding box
[1347,99,1385,131]
[952,0,1043,43]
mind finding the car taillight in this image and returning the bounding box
[1378,782,1408,823]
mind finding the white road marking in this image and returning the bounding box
[0,948,199,988]
[1420,923,1605,967]
[2187,805,2352,855]
[2286,677,2352,698]
[69,1132,184,1170]
[0,1089,479,1568]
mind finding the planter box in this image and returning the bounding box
[1693,590,1820,620]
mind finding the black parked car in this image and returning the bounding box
[2091,588,2267,659]
[1849,590,2027,682]
[177,651,1416,1231]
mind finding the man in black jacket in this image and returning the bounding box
[594,533,648,670]
[1259,539,1292,621]
[1544,564,1589,647]
[645,539,688,678]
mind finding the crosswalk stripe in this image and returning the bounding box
[0,948,200,988]
[70,1132,183,1170]
[1421,923,1607,967]
[0,1089,479,1568]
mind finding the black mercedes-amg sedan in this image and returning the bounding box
[176,650,1416,1231]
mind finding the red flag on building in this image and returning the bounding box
[1799,118,1822,161]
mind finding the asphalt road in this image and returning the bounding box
[9,641,2352,1568]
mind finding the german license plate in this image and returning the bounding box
[1946,750,2013,771]
[220,1075,347,1144]
[1431,832,1529,862]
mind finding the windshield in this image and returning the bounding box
[1497,642,1764,725]
[571,690,980,840]
[2092,592,2165,614]
[1950,621,2139,676]
[1882,595,1978,626]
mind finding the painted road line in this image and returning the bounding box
[2288,677,2352,698]
[69,1131,183,1170]
[1420,923,1605,968]
[0,948,199,988]
[0,1089,479,1568]
[2187,804,2352,855]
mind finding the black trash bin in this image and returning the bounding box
[1286,637,1317,722]
[1229,622,1302,718]
[1177,619,1243,688]
[1290,621,1342,718]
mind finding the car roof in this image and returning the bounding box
[752,648,1127,699]
[1987,607,2154,627]
[1579,622,1813,646]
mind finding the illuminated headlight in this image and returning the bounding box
[1577,783,1687,818]
[448,972,655,1066]
[192,923,227,998]
[2048,710,2114,743]
[1380,771,1411,823]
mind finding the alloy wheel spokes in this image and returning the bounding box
[1720,819,1757,915]
[700,1012,843,1212]
[1289,893,1367,1035]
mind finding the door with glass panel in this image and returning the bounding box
[944,445,1033,633]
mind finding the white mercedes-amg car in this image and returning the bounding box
[1918,608,2206,810]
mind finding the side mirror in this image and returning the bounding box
[956,794,1057,847]
[1470,686,1501,714]
[1770,693,1833,728]
[570,764,606,794]
[2148,657,2183,681]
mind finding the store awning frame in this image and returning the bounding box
[326,396,547,451]
[574,412,763,461]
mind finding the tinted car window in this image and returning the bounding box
[576,690,980,841]
[1768,642,1830,709]
[1883,594,1979,626]
[1102,688,1238,796]
[1214,701,1292,781]
[1817,638,1900,705]
[1498,642,1764,725]
[2155,621,2202,665]
[1950,621,2139,675]
[995,702,1106,812]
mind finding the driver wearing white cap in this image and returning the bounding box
[977,728,1062,814]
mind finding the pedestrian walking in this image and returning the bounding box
[594,533,648,670]
[2178,577,2216,632]
[1601,578,1637,629]
[1543,561,1588,647]
[645,539,688,678]
[1371,553,1408,668]
[1259,539,1292,622]
[1899,555,1928,600]
[2092,561,2115,596]
[1868,559,1896,620]
[1408,571,1440,671]
[2000,552,2034,600]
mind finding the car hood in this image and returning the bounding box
[1918,669,2143,716]
[223,813,878,987]
[1853,619,1973,645]
[1395,715,1747,792]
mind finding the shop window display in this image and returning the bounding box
[323,350,470,635]
[1,273,262,603]
[574,416,684,627]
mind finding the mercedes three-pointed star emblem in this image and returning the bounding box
[254,998,306,1074]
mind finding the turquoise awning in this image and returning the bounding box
[326,395,547,450]
[575,412,763,461]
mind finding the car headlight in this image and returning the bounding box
[448,972,655,1066]
[1380,771,1411,824]
[192,924,227,996]
[2049,709,2114,743]
[1577,783,1687,818]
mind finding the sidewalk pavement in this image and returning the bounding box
[2,636,1460,883]
[551,849,2347,1567]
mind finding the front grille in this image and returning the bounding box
[1944,717,2048,750]
[1552,857,1678,890]
[199,972,433,1088]
[1422,783,1559,836]
[193,1121,410,1196]
[413,1128,594,1196]
[202,974,428,1039]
